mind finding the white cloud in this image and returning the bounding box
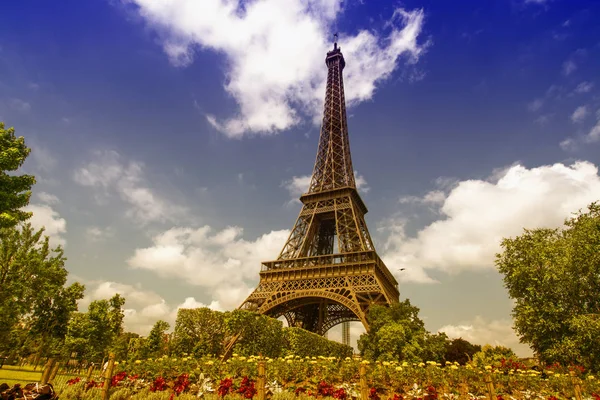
[128,225,289,310]
[78,280,221,335]
[124,0,427,137]
[563,109,600,148]
[24,204,67,247]
[86,226,115,242]
[573,81,594,94]
[562,59,577,76]
[37,191,60,205]
[438,316,532,357]
[571,105,588,123]
[584,117,600,144]
[9,98,31,112]
[283,170,369,204]
[399,190,445,205]
[73,150,186,224]
[527,98,543,112]
[381,161,600,283]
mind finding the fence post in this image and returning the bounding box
[101,353,115,400]
[360,364,368,400]
[570,371,583,400]
[86,364,95,382]
[484,373,495,400]
[459,381,469,400]
[40,358,55,384]
[49,362,61,384]
[257,360,266,400]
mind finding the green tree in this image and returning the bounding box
[444,338,481,365]
[496,202,600,371]
[64,294,126,361]
[421,332,449,363]
[472,345,516,368]
[0,223,84,354]
[171,308,226,357]
[357,300,428,361]
[146,320,170,357]
[0,122,36,228]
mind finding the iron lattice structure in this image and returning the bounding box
[240,41,399,336]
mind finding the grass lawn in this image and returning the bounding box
[0,367,42,383]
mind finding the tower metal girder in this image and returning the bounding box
[240,40,399,337]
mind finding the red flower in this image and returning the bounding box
[67,377,81,385]
[369,388,380,400]
[333,388,347,400]
[317,381,335,397]
[111,371,128,387]
[150,376,168,392]
[237,377,257,399]
[392,395,404,400]
[218,378,234,397]
[173,374,190,395]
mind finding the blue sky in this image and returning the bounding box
[1,0,600,355]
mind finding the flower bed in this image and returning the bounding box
[56,356,600,400]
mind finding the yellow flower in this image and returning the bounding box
[383,361,390,367]
[402,362,409,367]
[287,360,293,364]
[484,366,492,370]
[395,367,403,371]
[361,360,370,365]
[587,375,595,380]
[135,360,141,365]
[114,362,119,366]
[418,362,425,367]
[445,361,452,366]
[233,353,238,357]
[450,365,458,370]
[345,357,352,361]
[205,361,214,366]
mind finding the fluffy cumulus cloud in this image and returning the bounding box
[123,0,427,137]
[24,203,67,247]
[381,161,600,284]
[73,150,186,224]
[128,226,290,309]
[438,316,532,357]
[79,280,221,335]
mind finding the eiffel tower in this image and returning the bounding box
[240,37,399,337]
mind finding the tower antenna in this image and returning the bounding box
[334,32,338,49]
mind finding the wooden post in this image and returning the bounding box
[458,382,469,400]
[40,358,55,384]
[101,353,115,400]
[360,364,369,400]
[49,362,61,383]
[86,364,95,382]
[484,373,495,400]
[257,360,266,400]
[570,372,582,400]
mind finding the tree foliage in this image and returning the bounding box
[64,294,126,361]
[496,202,600,371]
[444,338,481,365]
[0,223,84,354]
[146,320,170,357]
[358,300,440,361]
[0,122,36,229]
